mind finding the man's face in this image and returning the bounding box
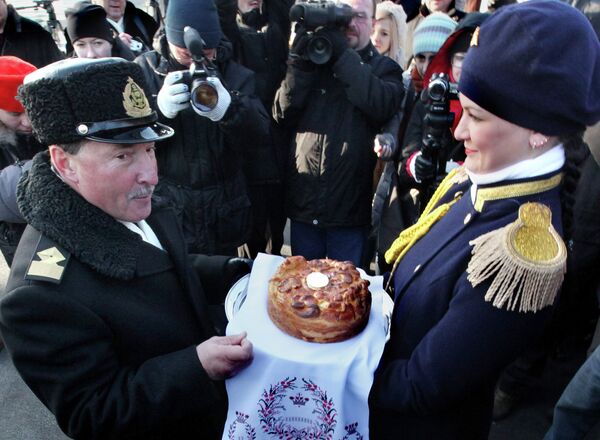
[73,38,113,59]
[238,0,262,14]
[101,0,126,21]
[0,0,8,32]
[0,109,32,134]
[341,0,374,51]
[64,140,158,222]
[168,42,215,67]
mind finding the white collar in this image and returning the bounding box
[118,219,164,250]
[107,17,125,33]
[467,144,565,204]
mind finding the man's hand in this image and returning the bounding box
[118,32,133,47]
[157,71,190,119]
[196,332,253,380]
[374,133,396,160]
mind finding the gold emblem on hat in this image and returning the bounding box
[470,27,480,47]
[122,77,151,118]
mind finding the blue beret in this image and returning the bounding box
[459,0,600,135]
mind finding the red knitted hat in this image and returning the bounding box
[0,56,37,113]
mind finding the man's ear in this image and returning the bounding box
[49,145,79,185]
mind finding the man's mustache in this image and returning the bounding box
[128,185,155,200]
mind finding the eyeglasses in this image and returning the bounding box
[451,53,466,68]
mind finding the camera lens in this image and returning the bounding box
[428,80,447,102]
[307,35,332,65]
[191,81,218,112]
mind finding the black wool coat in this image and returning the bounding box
[0,153,228,439]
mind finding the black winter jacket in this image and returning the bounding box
[119,1,159,52]
[274,44,404,228]
[0,5,64,68]
[135,36,270,254]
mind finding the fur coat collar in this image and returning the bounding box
[17,151,156,280]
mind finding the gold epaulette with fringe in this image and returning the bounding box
[467,203,567,313]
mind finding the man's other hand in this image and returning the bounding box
[196,332,253,380]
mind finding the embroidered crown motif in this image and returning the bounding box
[290,393,309,406]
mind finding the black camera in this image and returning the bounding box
[289,0,354,64]
[178,26,219,112]
[421,72,459,180]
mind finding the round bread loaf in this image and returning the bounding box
[268,256,371,343]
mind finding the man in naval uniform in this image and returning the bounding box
[0,57,253,440]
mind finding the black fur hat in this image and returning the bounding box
[19,57,173,145]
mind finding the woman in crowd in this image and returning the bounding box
[368,1,600,438]
[371,1,408,70]
[65,1,135,61]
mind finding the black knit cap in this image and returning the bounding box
[165,0,222,49]
[66,1,114,44]
[19,58,174,145]
[459,0,600,135]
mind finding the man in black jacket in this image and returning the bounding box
[274,0,403,266]
[0,0,64,67]
[97,0,158,54]
[0,57,253,439]
[135,0,270,256]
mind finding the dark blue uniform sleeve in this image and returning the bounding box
[370,272,551,415]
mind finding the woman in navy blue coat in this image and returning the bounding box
[368,2,600,438]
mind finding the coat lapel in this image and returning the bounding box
[146,207,217,337]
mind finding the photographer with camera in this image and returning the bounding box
[135,0,269,256]
[400,13,487,211]
[274,0,403,266]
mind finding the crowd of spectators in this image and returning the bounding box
[0,0,599,438]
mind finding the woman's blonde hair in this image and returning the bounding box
[374,1,408,69]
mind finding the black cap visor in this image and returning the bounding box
[77,113,174,144]
[86,122,174,144]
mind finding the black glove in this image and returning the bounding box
[225,257,253,285]
[414,153,436,182]
[291,24,311,57]
[290,25,316,71]
[314,27,347,62]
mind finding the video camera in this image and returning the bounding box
[421,72,459,181]
[289,0,354,64]
[177,26,220,112]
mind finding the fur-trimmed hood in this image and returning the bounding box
[17,151,148,280]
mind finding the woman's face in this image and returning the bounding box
[73,37,113,59]
[371,17,392,56]
[454,93,534,174]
